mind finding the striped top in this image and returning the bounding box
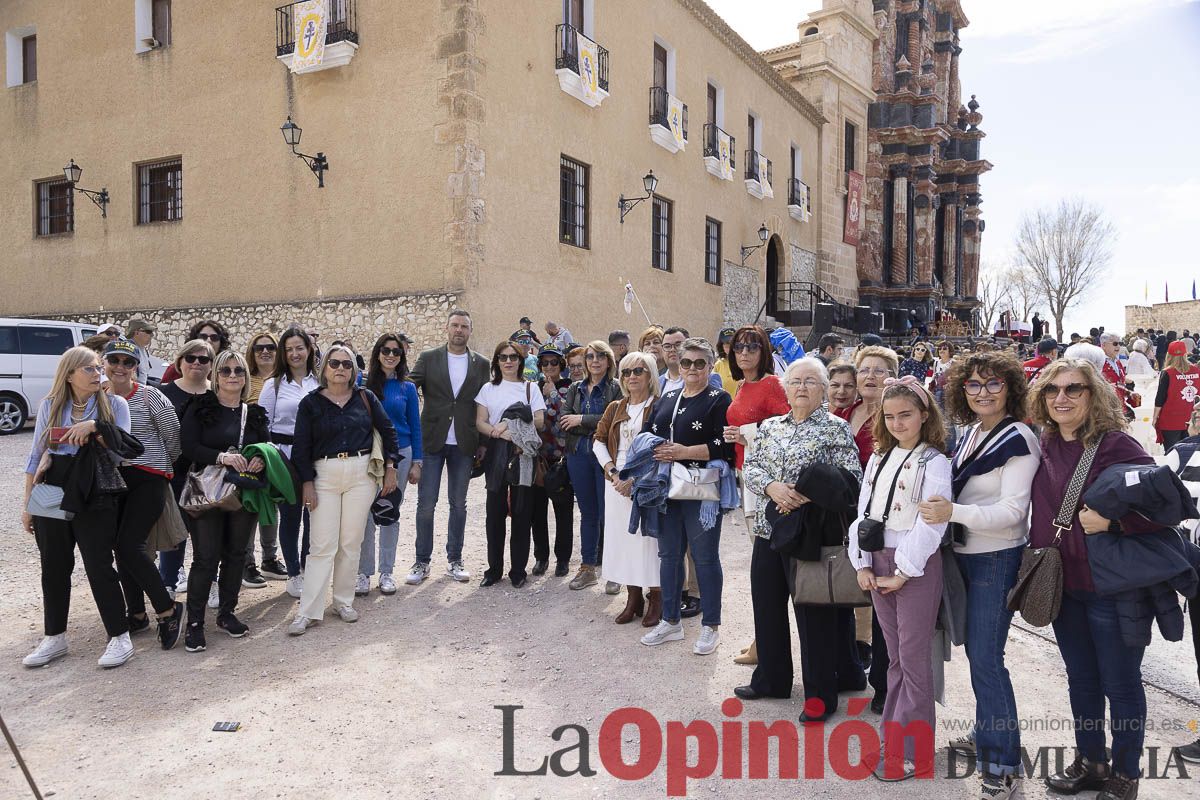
[116,383,181,477]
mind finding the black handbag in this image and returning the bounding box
[543,457,572,497]
[857,448,915,552]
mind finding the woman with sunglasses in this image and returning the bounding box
[560,341,621,591]
[159,319,231,383]
[356,333,422,597]
[157,339,217,598]
[917,352,1040,798]
[1027,360,1155,800]
[594,351,662,626]
[258,326,320,599]
[899,341,934,381]
[475,341,546,588]
[289,346,400,635]
[531,345,575,577]
[245,332,278,403]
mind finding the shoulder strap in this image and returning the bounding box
[1051,441,1100,542]
[668,389,684,444]
[525,381,531,405]
[237,403,248,449]
[866,447,916,523]
[954,417,1016,472]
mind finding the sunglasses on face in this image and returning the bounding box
[379,347,404,357]
[679,358,708,370]
[104,330,121,337]
[620,367,648,377]
[252,344,277,354]
[540,359,564,370]
[197,333,221,343]
[76,365,103,376]
[218,366,247,377]
[732,342,762,353]
[182,354,212,365]
[584,352,606,362]
[963,379,1005,396]
[105,356,137,368]
[1041,382,1088,400]
[326,359,354,371]
[496,353,521,363]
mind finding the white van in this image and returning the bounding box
[0,317,166,434]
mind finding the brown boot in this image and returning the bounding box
[733,639,758,665]
[615,586,645,624]
[642,588,663,627]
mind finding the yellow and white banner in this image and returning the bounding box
[717,130,733,180]
[758,153,771,194]
[667,94,686,150]
[292,0,327,71]
[577,33,600,103]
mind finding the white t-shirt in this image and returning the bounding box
[475,380,546,425]
[446,351,470,445]
[661,374,684,394]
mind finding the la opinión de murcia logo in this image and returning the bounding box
[495,701,1197,797]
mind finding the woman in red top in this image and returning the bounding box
[1153,340,1200,451]
[721,325,788,667]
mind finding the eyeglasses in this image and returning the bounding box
[620,366,648,377]
[732,342,762,353]
[584,352,606,362]
[105,356,137,368]
[679,358,708,370]
[76,365,103,375]
[860,367,893,378]
[197,333,221,343]
[182,354,212,365]
[785,377,823,388]
[496,353,521,363]
[1041,382,1088,400]
[568,363,586,372]
[326,359,354,371]
[252,344,277,354]
[963,379,1005,396]
[661,342,682,352]
[218,366,247,377]
[379,347,404,357]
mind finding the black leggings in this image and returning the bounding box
[185,509,257,624]
[34,509,127,638]
[116,468,174,618]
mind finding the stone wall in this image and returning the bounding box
[790,244,818,284]
[1125,301,1200,333]
[49,292,461,358]
[722,261,761,329]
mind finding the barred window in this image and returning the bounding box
[705,217,721,285]
[35,178,73,236]
[559,155,588,248]
[138,158,182,223]
[651,196,672,271]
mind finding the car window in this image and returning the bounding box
[0,327,17,354]
[19,326,75,356]
[81,329,97,338]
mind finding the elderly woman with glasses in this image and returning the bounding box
[532,345,575,577]
[638,326,666,373]
[639,337,734,656]
[737,357,863,719]
[289,346,400,635]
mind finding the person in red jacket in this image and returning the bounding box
[1153,340,1200,450]
[1100,333,1132,415]
[1023,337,1057,382]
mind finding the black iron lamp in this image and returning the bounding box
[62,159,109,218]
[280,116,329,188]
[618,170,658,224]
[740,223,769,266]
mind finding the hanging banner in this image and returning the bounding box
[667,94,686,150]
[717,130,733,180]
[844,169,864,246]
[758,153,771,195]
[292,0,327,72]
[577,32,600,103]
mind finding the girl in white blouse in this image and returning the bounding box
[848,375,950,782]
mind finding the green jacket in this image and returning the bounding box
[239,442,297,526]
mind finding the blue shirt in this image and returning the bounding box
[380,377,423,461]
[26,393,132,474]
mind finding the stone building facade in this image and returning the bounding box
[1126,301,1200,335]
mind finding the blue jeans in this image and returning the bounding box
[278,500,311,578]
[359,447,411,576]
[657,500,723,626]
[158,539,186,590]
[566,450,605,565]
[1052,590,1147,778]
[415,444,471,565]
[957,546,1023,775]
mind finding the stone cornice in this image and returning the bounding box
[807,6,879,41]
[678,0,827,126]
[935,0,969,29]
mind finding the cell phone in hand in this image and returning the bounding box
[49,427,70,446]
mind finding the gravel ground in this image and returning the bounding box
[0,428,1197,799]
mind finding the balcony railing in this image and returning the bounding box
[555,24,609,91]
[649,87,687,141]
[276,0,358,57]
[745,150,772,184]
[788,178,809,209]
[702,124,735,170]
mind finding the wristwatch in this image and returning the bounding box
[894,569,911,580]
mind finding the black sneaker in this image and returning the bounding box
[242,565,267,588]
[157,602,184,651]
[554,562,570,577]
[260,558,288,580]
[680,594,702,619]
[1177,737,1200,764]
[127,613,151,635]
[184,621,206,653]
[216,614,249,638]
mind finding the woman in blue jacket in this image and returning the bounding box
[357,333,423,596]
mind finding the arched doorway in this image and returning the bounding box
[765,236,782,317]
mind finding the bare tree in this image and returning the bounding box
[1001,263,1045,323]
[977,263,1003,334]
[1014,199,1117,341]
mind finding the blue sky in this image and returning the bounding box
[706,0,1200,335]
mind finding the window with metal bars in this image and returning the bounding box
[559,155,588,248]
[138,159,182,223]
[651,196,672,271]
[705,217,721,285]
[35,179,73,236]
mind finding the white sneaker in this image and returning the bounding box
[640,620,685,646]
[207,584,219,609]
[693,625,720,655]
[406,562,431,585]
[336,605,359,623]
[23,634,68,667]
[355,573,370,596]
[286,574,304,598]
[446,561,470,582]
[980,773,1018,800]
[379,573,397,595]
[288,615,315,636]
[176,566,187,594]
[98,633,134,668]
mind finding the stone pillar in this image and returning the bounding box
[962,201,982,299]
[948,47,961,120]
[891,171,909,286]
[913,188,935,285]
[941,193,958,295]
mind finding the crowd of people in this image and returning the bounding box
[19,310,1200,800]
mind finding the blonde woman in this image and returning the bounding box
[245,331,278,404]
[22,347,135,668]
[289,346,400,635]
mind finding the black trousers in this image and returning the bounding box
[1191,595,1200,691]
[870,609,890,702]
[34,508,127,637]
[115,468,174,618]
[185,508,256,624]
[485,485,533,583]
[530,484,574,566]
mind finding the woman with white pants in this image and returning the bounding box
[288,346,400,635]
